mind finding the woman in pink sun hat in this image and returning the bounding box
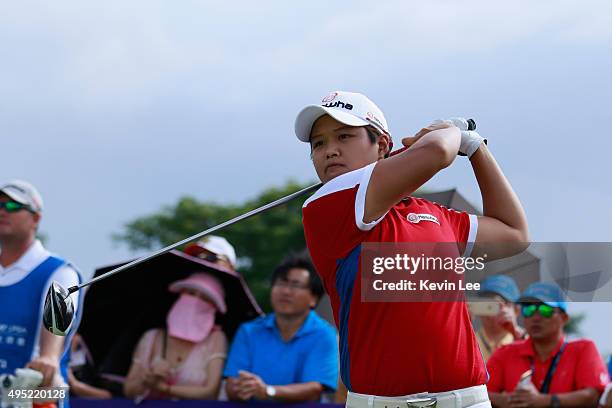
[124,272,228,401]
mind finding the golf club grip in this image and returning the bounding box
[389,118,476,157]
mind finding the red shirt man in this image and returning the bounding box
[488,337,608,396]
[487,283,609,407]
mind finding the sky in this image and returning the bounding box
[1,1,611,354]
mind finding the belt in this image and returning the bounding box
[346,385,490,408]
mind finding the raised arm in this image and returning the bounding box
[469,143,530,259]
[364,123,460,222]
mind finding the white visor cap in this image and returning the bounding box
[294,91,389,143]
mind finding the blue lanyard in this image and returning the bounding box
[530,341,567,394]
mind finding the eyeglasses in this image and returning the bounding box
[0,201,32,213]
[521,303,556,318]
[272,280,310,290]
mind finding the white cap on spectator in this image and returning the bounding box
[0,180,44,213]
[184,235,237,268]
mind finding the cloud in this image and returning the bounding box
[2,0,609,116]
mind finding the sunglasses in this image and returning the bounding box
[0,201,32,213]
[197,252,229,264]
[521,303,556,318]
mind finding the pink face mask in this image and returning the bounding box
[166,293,216,343]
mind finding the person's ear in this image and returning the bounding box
[309,294,317,309]
[560,311,570,325]
[32,212,41,228]
[377,134,391,159]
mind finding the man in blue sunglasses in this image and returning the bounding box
[487,282,609,408]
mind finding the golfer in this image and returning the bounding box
[295,91,529,407]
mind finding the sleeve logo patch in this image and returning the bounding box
[407,213,440,225]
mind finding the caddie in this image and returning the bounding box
[0,180,84,408]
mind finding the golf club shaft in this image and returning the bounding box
[67,118,476,295]
[67,182,323,294]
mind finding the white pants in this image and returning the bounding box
[346,384,491,408]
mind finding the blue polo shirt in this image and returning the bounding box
[223,310,338,391]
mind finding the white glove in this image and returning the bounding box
[432,117,487,158]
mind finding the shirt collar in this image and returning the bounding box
[263,310,317,339]
[0,239,48,272]
[519,335,566,361]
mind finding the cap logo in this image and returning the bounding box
[322,100,353,110]
[366,111,384,129]
[407,213,440,225]
[321,92,338,103]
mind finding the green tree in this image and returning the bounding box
[113,180,316,311]
[564,312,585,336]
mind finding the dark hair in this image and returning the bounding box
[365,126,391,158]
[364,126,379,144]
[270,251,324,304]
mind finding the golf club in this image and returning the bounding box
[43,182,322,336]
[43,118,476,336]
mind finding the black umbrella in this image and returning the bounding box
[77,250,262,383]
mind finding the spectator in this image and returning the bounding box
[67,333,112,399]
[0,180,84,408]
[124,272,228,400]
[184,236,237,271]
[487,282,609,407]
[475,275,526,361]
[224,253,338,402]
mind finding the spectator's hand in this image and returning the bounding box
[142,368,165,389]
[142,368,156,388]
[497,307,522,338]
[26,355,58,387]
[237,370,267,400]
[150,359,172,379]
[508,383,548,408]
[229,372,254,401]
[152,379,171,394]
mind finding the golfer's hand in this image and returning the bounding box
[26,355,58,387]
[508,383,547,408]
[401,122,455,149]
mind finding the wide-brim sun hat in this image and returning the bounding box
[169,272,227,314]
